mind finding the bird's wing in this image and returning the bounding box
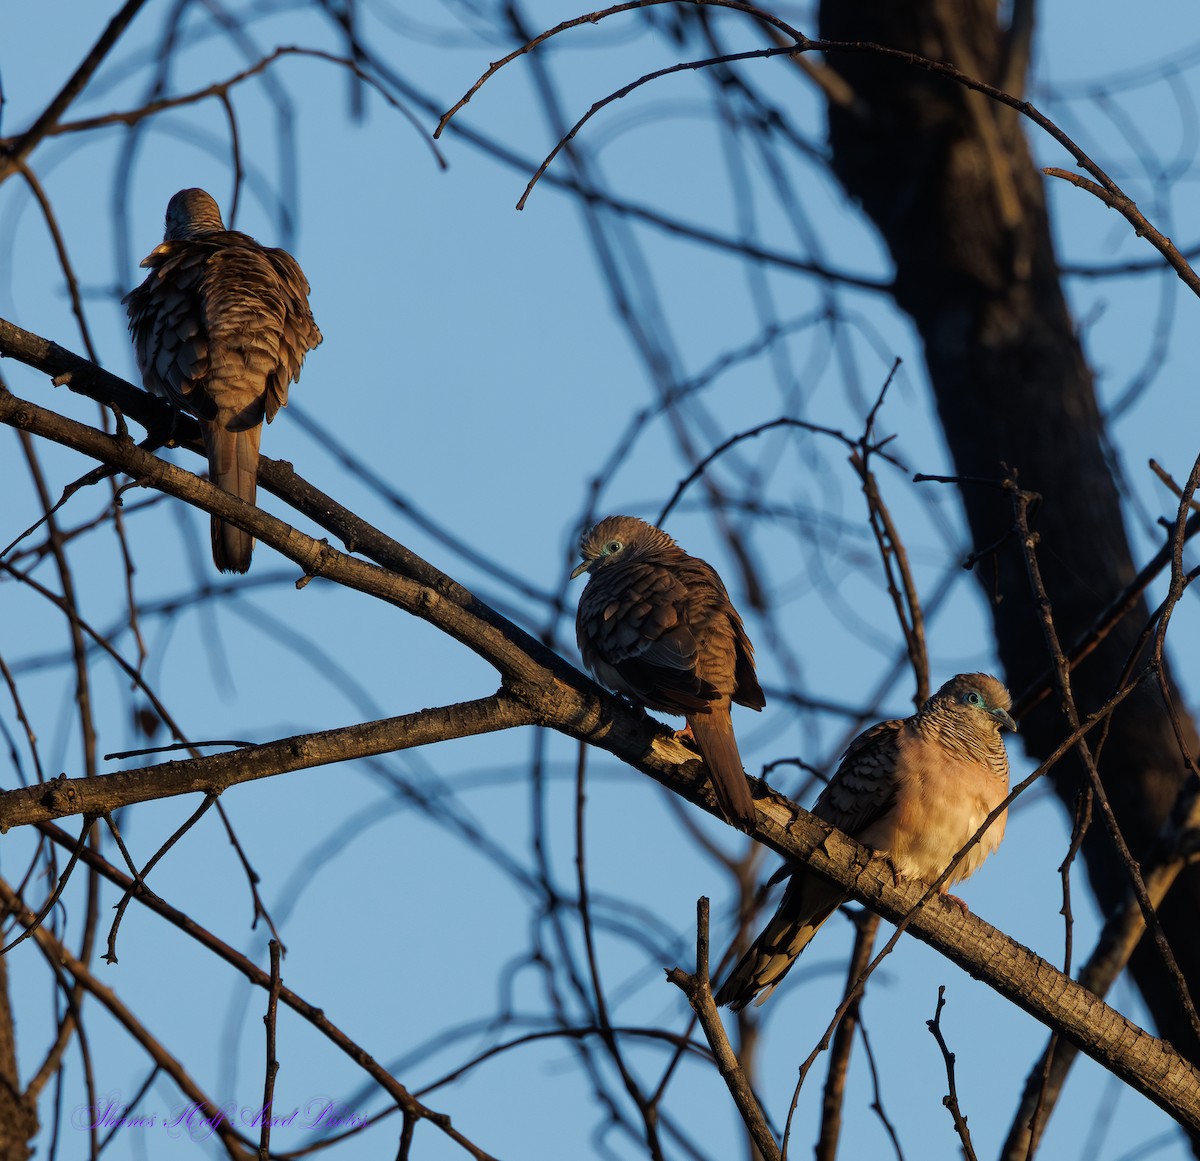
[124,241,217,419]
[811,718,905,838]
[729,600,764,711]
[578,560,717,713]
[196,240,303,425]
[672,556,764,712]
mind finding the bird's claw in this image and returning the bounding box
[940,890,970,915]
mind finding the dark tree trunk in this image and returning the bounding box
[0,955,35,1161]
[816,0,1200,1061]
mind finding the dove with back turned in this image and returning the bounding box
[571,515,765,829]
[125,187,322,573]
[715,672,1015,1010]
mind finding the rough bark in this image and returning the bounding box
[816,0,1200,1063]
[0,955,35,1161]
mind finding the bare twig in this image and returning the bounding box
[657,414,902,527]
[0,0,149,178]
[28,826,501,1160]
[1008,476,1200,1042]
[104,795,218,964]
[259,941,282,1161]
[574,741,666,1160]
[815,911,880,1161]
[1150,459,1200,512]
[857,1022,906,1161]
[0,814,96,955]
[0,876,257,1159]
[439,0,1200,289]
[435,0,808,138]
[666,898,780,1161]
[9,46,444,172]
[926,987,979,1161]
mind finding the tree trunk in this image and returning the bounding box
[817,0,1200,1062]
[0,954,35,1161]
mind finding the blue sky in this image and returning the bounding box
[2,3,1199,1159]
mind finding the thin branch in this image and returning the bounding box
[104,795,219,964]
[926,987,980,1161]
[666,898,780,1161]
[656,414,901,527]
[1150,459,1200,512]
[857,1021,906,1161]
[815,912,880,1161]
[574,741,666,1160]
[0,814,96,955]
[258,941,282,1161]
[438,0,1200,292]
[0,0,149,178]
[0,876,257,1160]
[6,45,445,172]
[29,825,500,1159]
[1008,478,1200,1042]
[435,0,808,137]
[515,42,805,209]
[0,696,534,831]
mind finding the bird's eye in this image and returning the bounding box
[965,691,984,707]
[605,540,622,554]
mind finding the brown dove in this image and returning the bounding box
[571,515,765,829]
[715,672,1015,1009]
[125,187,322,573]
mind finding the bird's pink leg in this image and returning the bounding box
[939,886,971,915]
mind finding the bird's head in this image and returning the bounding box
[163,188,226,241]
[931,672,1017,733]
[570,515,674,579]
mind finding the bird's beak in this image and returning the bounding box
[994,708,1018,732]
[570,560,591,580]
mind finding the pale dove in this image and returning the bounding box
[571,515,765,829]
[125,188,322,573]
[715,673,1015,1009]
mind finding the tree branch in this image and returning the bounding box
[0,696,532,831]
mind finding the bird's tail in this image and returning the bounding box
[688,707,756,830]
[204,421,261,573]
[715,874,845,1010]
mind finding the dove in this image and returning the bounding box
[571,515,765,829]
[125,187,322,573]
[715,672,1015,1009]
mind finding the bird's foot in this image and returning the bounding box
[651,731,701,766]
[940,889,970,915]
